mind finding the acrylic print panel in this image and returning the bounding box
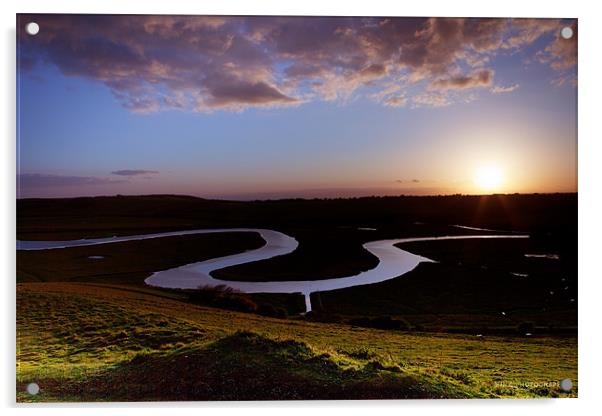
[16,14,577,402]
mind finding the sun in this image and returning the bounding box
[474,164,504,192]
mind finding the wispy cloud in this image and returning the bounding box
[491,84,519,94]
[18,173,125,188]
[396,179,421,183]
[19,16,575,112]
[383,95,407,108]
[411,93,450,108]
[111,169,159,176]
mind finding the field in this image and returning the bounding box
[316,238,576,333]
[16,193,578,401]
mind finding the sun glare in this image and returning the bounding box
[474,164,504,192]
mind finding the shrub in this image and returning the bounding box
[303,311,342,323]
[188,285,257,313]
[218,294,258,313]
[256,304,288,318]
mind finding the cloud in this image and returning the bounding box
[110,169,159,176]
[503,19,561,49]
[200,79,299,110]
[396,179,421,183]
[491,84,519,94]
[18,173,125,188]
[18,15,575,112]
[411,93,450,108]
[383,95,407,107]
[550,74,577,88]
[429,69,494,91]
[537,22,577,82]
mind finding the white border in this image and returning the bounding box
[2,1,600,415]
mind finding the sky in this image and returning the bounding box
[16,15,577,199]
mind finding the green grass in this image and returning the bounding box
[20,331,480,401]
[17,283,577,401]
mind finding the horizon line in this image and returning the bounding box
[16,191,578,203]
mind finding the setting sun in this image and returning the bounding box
[474,164,504,192]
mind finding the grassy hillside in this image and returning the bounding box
[17,283,577,401]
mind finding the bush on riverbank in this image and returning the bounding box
[188,285,292,319]
[188,285,258,313]
[257,303,288,318]
[303,310,343,323]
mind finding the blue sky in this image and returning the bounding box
[17,15,577,198]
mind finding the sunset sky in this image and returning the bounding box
[17,15,577,199]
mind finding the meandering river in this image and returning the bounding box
[17,228,529,312]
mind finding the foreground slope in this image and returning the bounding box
[17,282,577,401]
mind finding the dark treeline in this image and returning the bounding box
[17,193,576,239]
